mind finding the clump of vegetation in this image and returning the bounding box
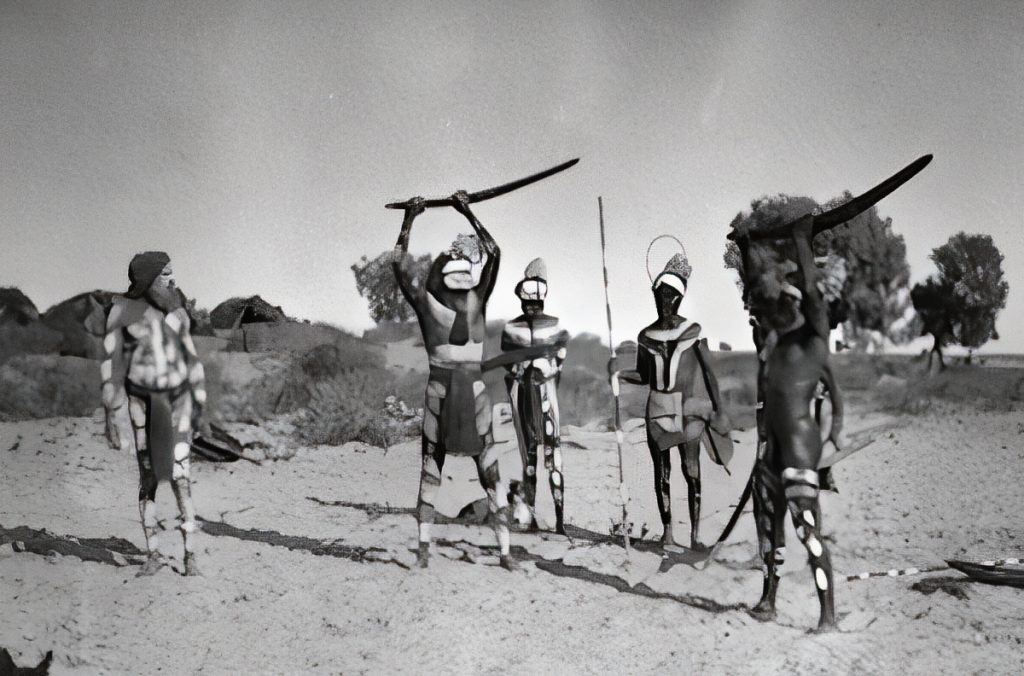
[223,340,424,447]
[351,250,432,324]
[0,355,100,420]
[912,232,1009,368]
[724,192,917,350]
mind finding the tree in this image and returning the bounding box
[351,250,432,324]
[815,192,915,349]
[923,232,1009,363]
[910,277,954,370]
[724,192,916,350]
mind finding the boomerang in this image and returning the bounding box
[728,154,933,241]
[385,158,579,209]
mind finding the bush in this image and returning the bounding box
[293,367,423,447]
[558,365,615,427]
[0,322,63,365]
[0,355,100,420]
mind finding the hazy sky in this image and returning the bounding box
[2,1,1022,351]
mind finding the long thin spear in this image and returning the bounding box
[598,196,631,557]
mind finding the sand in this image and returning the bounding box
[1,397,1023,674]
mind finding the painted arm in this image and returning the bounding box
[790,215,830,341]
[553,329,570,375]
[391,198,426,310]
[695,338,732,432]
[100,304,128,451]
[614,342,649,386]
[451,191,500,301]
[499,327,522,376]
[820,365,844,449]
[179,312,207,419]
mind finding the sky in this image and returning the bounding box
[2,0,1022,352]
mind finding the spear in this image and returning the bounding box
[599,197,631,557]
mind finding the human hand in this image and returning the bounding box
[450,190,473,216]
[405,196,426,216]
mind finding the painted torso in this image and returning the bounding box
[501,314,568,380]
[414,287,487,365]
[120,305,191,390]
[764,322,829,404]
[637,319,703,395]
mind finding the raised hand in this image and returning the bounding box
[405,196,426,216]
[450,190,473,216]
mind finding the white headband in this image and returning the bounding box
[653,273,687,295]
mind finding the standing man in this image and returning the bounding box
[392,193,517,570]
[100,252,206,577]
[498,258,570,534]
[612,253,733,550]
[731,217,842,631]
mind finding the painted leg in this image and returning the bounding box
[136,469,162,577]
[545,444,565,535]
[416,442,443,569]
[783,468,836,632]
[170,398,199,576]
[522,440,540,531]
[680,440,703,549]
[750,460,785,621]
[647,434,674,546]
[130,395,164,577]
[477,443,517,571]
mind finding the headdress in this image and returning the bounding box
[652,252,691,294]
[446,233,482,263]
[126,251,170,299]
[516,257,548,301]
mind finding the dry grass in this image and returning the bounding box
[0,354,100,420]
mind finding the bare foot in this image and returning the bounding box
[499,554,521,572]
[183,554,201,577]
[416,543,430,569]
[747,604,777,623]
[136,554,165,577]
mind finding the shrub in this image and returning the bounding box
[0,355,100,420]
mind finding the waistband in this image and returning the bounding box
[125,380,190,400]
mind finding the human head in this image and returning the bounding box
[515,257,548,316]
[438,233,486,290]
[126,251,180,312]
[651,253,690,319]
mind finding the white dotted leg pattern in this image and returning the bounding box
[783,466,835,626]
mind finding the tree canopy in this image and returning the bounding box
[351,251,432,324]
[913,232,1008,357]
[724,192,915,348]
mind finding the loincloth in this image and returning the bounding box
[125,380,190,482]
[509,370,559,453]
[646,391,713,451]
[424,361,492,457]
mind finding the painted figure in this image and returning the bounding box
[499,258,569,534]
[612,253,732,550]
[732,218,843,631]
[392,193,516,570]
[100,252,206,577]
[728,153,932,632]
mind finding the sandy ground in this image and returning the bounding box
[1,397,1023,674]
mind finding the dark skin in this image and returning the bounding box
[610,282,730,548]
[392,192,499,348]
[392,193,518,571]
[502,291,570,533]
[736,215,841,632]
